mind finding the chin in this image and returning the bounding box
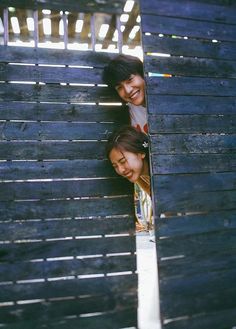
[134,98,145,107]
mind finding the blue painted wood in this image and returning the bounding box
[141,14,236,42]
[0,196,134,221]
[140,0,236,327]
[0,40,137,329]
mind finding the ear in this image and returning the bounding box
[140,153,146,159]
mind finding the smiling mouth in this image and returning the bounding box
[124,172,133,179]
[130,90,139,100]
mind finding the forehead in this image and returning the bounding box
[116,73,140,86]
[109,147,124,162]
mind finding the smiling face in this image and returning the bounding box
[109,147,145,183]
[115,74,146,106]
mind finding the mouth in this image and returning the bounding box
[124,172,133,179]
[129,90,139,100]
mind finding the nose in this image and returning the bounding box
[117,163,126,175]
[123,83,132,94]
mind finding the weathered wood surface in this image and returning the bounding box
[148,95,236,115]
[0,254,136,281]
[0,296,137,325]
[0,83,118,102]
[150,134,236,154]
[0,43,137,329]
[143,34,236,60]
[0,102,128,122]
[0,178,133,200]
[0,46,114,67]
[0,236,135,262]
[145,56,236,78]
[0,308,137,329]
[140,0,236,24]
[160,268,236,317]
[1,117,235,140]
[0,63,105,84]
[164,308,236,329]
[159,249,236,280]
[148,114,236,133]
[0,197,134,220]
[152,154,236,174]
[0,0,127,14]
[141,14,236,42]
[0,121,119,140]
[0,141,107,160]
[141,0,236,327]
[0,274,136,303]
[158,230,236,260]
[158,210,236,238]
[0,216,134,241]
[0,159,115,179]
[146,76,236,96]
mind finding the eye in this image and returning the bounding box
[128,75,134,81]
[115,85,121,91]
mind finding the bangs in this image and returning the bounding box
[110,65,133,87]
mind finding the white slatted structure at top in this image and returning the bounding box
[0,0,142,57]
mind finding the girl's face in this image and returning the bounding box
[115,74,145,106]
[109,147,145,183]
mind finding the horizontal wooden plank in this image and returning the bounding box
[0,122,118,141]
[154,188,236,213]
[0,178,133,201]
[0,159,116,180]
[146,76,236,96]
[0,83,118,103]
[0,0,126,14]
[154,172,236,197]
[145,56,236,78]
[0,63,104,84]
[159,249,236,280]
[0,273,137,302]
[0,197,135,220]
[0,254,136,282]
[163,307,236,329]
[148,114,236,133]
[140,0,236,24]
[147,95,236,115]
[0,102,127,122]
[150,134,236,154]
[160,268,236,318]
[0,307,137,329]
[0,216,134,241]
[152,154,236,174]
[0,141,107,160]
[153,173,236,213]
[0,297,137,326]
[141,14,236,42]
[0,46,115,67]
[157,229,236,259]
[0,236,136,262]
[157,210,236,238]
[143,35,236,61]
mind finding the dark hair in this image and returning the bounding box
[106,125,149,159]
[102,54,144,89]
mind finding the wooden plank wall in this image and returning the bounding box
[0,45,137,328]
[0,0,127,13]
[140,0,236,328]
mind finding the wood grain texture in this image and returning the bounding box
[141,0,236,326]
[141,14,236,42]
[140,0,236,24]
